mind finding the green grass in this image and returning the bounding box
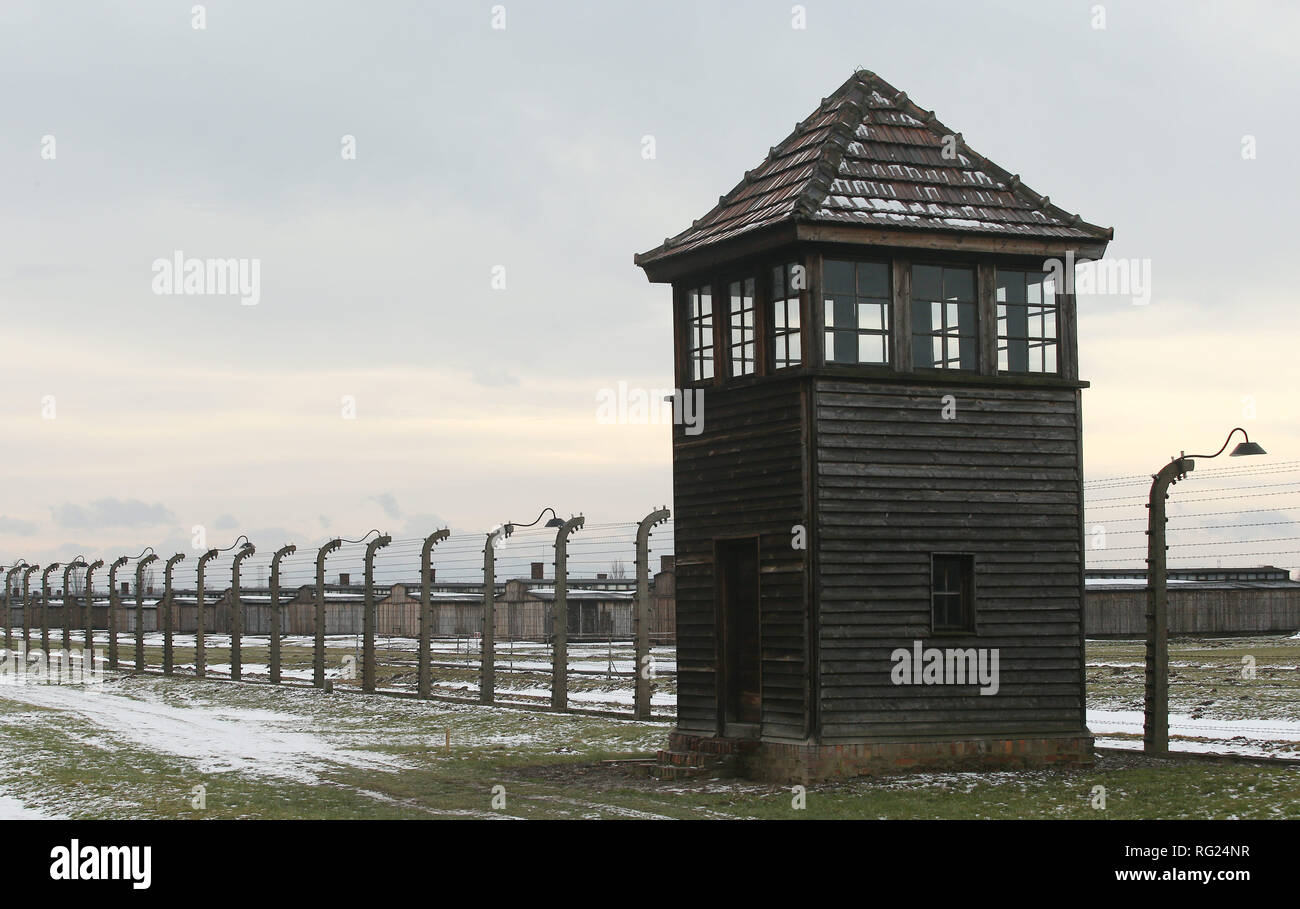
[1,635,1297,819]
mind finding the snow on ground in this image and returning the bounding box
[1088,709,1300,759]
[0,680,408,784]
[0,789,61,819]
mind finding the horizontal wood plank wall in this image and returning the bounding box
[674,377,809,739]
[814,378,1084,740]
[1086,588,1300,636]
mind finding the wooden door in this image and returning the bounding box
[718,538,761,732]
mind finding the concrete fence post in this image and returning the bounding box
[195,548,219,678]
[40,563,61,658]
[314,539,342,688]
[83,560,103,656]
[481,528,508,705]
[419,529,450,698]
[106,557,128,669]
[635,507,670,720]
[230,542,255,681]
[135,554,158,672]
[269,544,296,685]
[162,554,184,674]
[3,563,26,650]
[362,534,392,693]
[552,515,584,711]
[1144,458,1190,755]
[21,566,39,652]
[62,559,88,653]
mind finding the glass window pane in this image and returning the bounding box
[998,271,1026,306]
[913,265,942,302]
[833,297,856,332]
[857,262,889,298]
[958,334,977,370]
[944,267,975,302]
[911,300,932,334]
[957,302,976,335]
[824,260,854,294]
[1026,277,1043,307]
[859,302,882,332]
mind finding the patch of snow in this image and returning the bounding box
[0,682,408,783]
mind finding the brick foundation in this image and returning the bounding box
[662,730,1094,782]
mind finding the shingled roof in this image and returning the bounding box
[635,69,1112,268]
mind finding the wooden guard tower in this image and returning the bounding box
[635,70,1112,781]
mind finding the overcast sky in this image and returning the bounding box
[2,1,1297,577]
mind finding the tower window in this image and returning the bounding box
[911,265,977,370]
[770,263,802,369]
[932,553,975,633]
[728,278,756,377]
[687,285,714,382]
[823,259,890,366]
[996,269,1058,374]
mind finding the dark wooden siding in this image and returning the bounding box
[1086,587,1300,636]
[673,377,809,740]
[813,378,1086,740]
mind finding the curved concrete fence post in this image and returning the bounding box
[40,563,61,658]
[4,562,27,650]
[82,560,102,655]
[418,529,450,698]
[268,544,296,685]
[194,548,219,678]
[313,539,342,688]
[135,553,158,672]
[162,554,185,674]
[362,534,392,693]
[635,507,671,720]
[62,558,88,653]
[106,557,128,669]
[481,527,510,704]
[230,542,256,681]
[552,515,585,711]
[20,561,39,655]
[21,566,39,652]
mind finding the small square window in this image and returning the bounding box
[931,554,975,633]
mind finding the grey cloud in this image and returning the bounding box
[371,494,402,520]
[0,515,39,535]
[51,498,176,529]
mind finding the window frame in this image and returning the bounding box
[930,552,976,634]
[995,267,1060,376]
[820,257,892,368]
[909,263,979,372]
[726,276,757,379]
[684,283,715,385]
[769,262,804,371]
